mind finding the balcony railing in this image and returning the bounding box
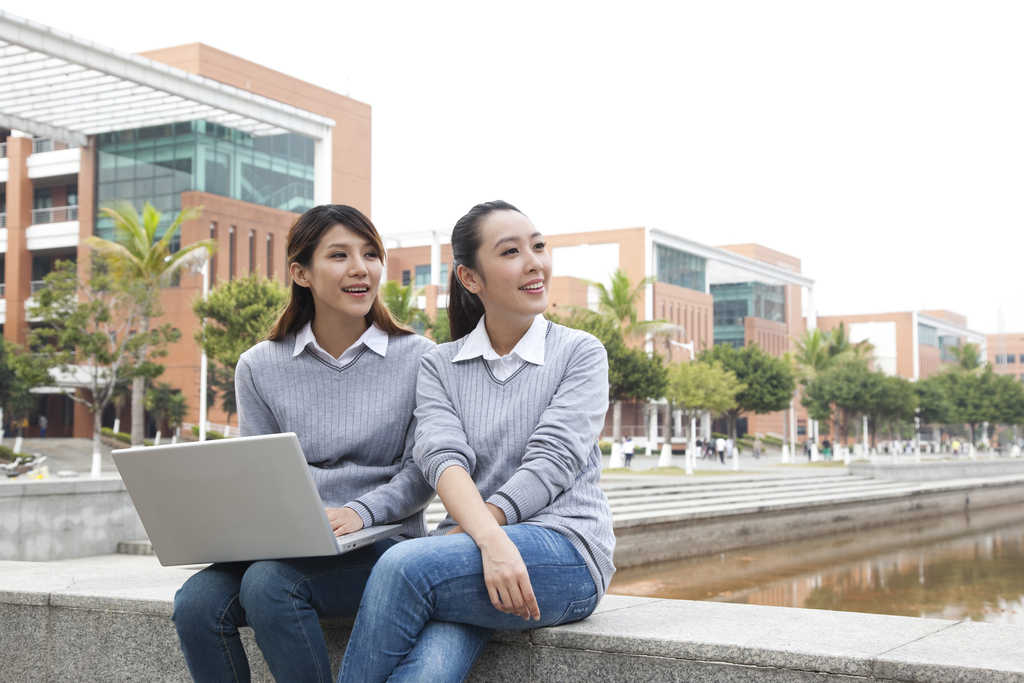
[30,280,46,294]
[0,142,6,158]
[32,138,76,154]
[0,283,5,298]
[0,213,5,228]
[30,205,78,224]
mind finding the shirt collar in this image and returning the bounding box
[452,314,547,365]
[293,321,389,359]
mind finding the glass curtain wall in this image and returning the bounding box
[710,282,786,348]
[656,245,706,292]
[96,121,315,242]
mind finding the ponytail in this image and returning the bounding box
[447,200,523,341]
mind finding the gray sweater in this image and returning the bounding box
[236,331,437,539]
[414,321,616,597]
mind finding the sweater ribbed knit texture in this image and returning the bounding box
[414,321,616,597]
[236,332,437,539]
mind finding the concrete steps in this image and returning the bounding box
[424,472,925,530]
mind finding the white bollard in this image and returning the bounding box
[969,444,977,460]
[658,442,673,468]
[609,442,624,469]
[810,444,820,462]
[13,435,23,454]
[732,446,740,471]
[781,444,790,464]
[843,447,851,466]
[113,418,120,435]
[154,431,161,446]
[90,450,102,478]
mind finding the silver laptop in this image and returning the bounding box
[112,433,401,566]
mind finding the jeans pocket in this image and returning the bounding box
[550,593,599,627]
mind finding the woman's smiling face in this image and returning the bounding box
[291,222,383,324]
[458,210,552,324]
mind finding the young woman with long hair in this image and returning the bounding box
[338,200,615,682]
[172,204,435,683]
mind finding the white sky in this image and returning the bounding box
[6,1,1022,333]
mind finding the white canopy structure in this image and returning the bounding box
[0,9,335,203]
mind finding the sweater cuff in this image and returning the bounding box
[425,457,468,489]
[343,499,377,529]
[487,469,548,525]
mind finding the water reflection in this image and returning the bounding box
[608,504,1024,624]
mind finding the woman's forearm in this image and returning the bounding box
[436,467,506,540]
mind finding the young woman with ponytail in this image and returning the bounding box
[172,204,435,683]
[339,200,615,683]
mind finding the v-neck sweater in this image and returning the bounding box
[235,331,437,539]
[414,321,616,597]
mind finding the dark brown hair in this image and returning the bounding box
[447,200,524,341]
[266,204,412,341]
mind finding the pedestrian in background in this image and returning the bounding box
[715,436,726,464]
[624,436,635,468]
[753,434,762,460]
[38,415,48,438]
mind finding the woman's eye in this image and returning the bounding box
[503,247,519,256]
[534,241,546,250]
[365,252,379,260]
[331,252,346,258]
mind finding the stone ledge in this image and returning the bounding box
[3,561,1022,682]
[851,460,1024,482]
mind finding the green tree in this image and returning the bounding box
[0,341,53,440]
[699,343,795,439]
[869,374,919,440]
[949,342,984,372]
[192,272,287,426]
[939,367,995,447]
[88,201,216,446]
[915,374,953,426]
[555,308,667,444]
[30,258,173,465]
[380,281,419,325]
[145,382,177,438]
[665,360,745,424]
[591,269,665,338]
[428,310,452,344]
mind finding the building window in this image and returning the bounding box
[248,230,255,274]
[656,245,706,292]
[401,270,411,286]
[66,184,78,206]
[266,233,273,278]
[95,121,315,242]
[33,187,52,210]
[414,264,448,288]
[228,226,236,281]
[918,323,938,347]
[1009,355,1017,364]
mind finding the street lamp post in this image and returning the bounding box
[198,258,210,442]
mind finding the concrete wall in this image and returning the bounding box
[0,478,145,562]
[2,561,1021,682]
[613,476,1024,569]
[850,460,1024,482]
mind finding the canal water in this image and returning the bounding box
[608,503,1024,624]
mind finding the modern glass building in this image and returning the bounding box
[96,121,316,239]
[656,244,706,292]
[711,282,786,348]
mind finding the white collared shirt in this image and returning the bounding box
[451,314,547,381]
[293,321,389,368]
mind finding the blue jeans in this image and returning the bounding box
[172,538,399,683]
[338,525,599,683]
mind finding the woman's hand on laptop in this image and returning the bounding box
[326,507,365,536]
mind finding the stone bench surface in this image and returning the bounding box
[3,561,1023,682]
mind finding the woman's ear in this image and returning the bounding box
[456,264,481,294]
[290,261,311,288]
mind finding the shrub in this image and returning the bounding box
[191,425,227,440]
[599,440,612,455]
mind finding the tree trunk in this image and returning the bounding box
[663,402,672,447]
[612,401,622,442]
[131,316,150,447]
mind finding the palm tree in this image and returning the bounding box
[87,201,216,446]
[950,342,984,372]
[591,269,665,339]
[380,281,418,325]
[790,328,834,385]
